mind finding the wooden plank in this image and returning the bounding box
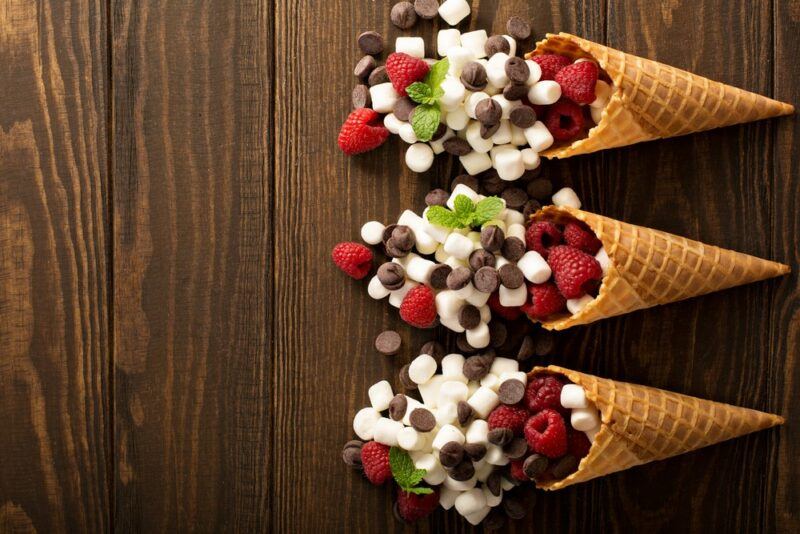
[111,1,271,531]
[0,0,110,532]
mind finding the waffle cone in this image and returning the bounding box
[525,33,794,158]
[530,365,784,490]
[532,206,789,330]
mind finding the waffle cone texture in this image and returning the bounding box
[525,33,794,158]
[530,365,784,490]
[532,206,789,330]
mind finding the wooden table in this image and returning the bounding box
[0,1,797,532]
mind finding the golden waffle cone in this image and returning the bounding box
[530,365,784,490]
[532,206,789,330]
[525,33,794,158]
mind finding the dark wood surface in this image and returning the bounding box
[0,1,797,532]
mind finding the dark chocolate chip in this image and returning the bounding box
[358,31,384,55]
[429,264,453,290]
[457,401,474,426]
[390,1,417,29]
[377,262,406,290]
[506,16,531,40]
[458,305,482,330]
[479,169,507,195]
[480,122,501,139]
[456,334,477,354]
[460,61,488,91]
[473,266,500,293]
[352,84,371,109]
[391,225,416,251]
[462,354,493,381]
[486,470,503,496]
[448,459,475,481]
[425,188,449,207]
[516,335,535,361]
[521,166,542,181]
[381,223,398,245]
[534,331,555,355]
[389,394,408,421]
[368,65,389,86]
[498,263,524,289]
[409,408,436,432]
[439,441,464,468]
[385,241,408,260]
[526,177,553,200]
[505,57,530,84]
[510,106,536,128]
[489,321,508,348]
[414,0,439,19]
[501,187,528,210]
[399,364,417,390]
[501,236,525,261]
[431,121,448,141]
[503,437,528,460]
[463,442,486,461]
[451,173,480,192]
[551,454,579,479]
[502,82,528,101]
[476,98,502,126]
[354,55,377,79]
[375,330,402,356]
[488,428,514,447]
[484,508,507,530]
[443,137,471,156]
[446,266,472,290]
[393,97,417,122]
[480,225,505,252]
[522,199,542,221]
[523,453,549,479]
[503,495,527,520]
[342,440,363,469]
[469,249,496,271]
[419,340,445,360]
[498,379,526,404]
[485,35,511,57]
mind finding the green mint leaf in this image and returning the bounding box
[472,196,505,226]
[432,87,444,101]
[406,82,432,105]
[425,58,450,91]
[411,104,441,142]
[390,447,430,492]
[405,486,434,495]
[453,195,476,228]
[426,205,462,228]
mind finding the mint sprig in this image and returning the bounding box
[426,195,505,229]
[390,446,433,495]
[408,58,450,142]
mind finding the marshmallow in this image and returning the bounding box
[434,244,449,263]
[480,373,501,391]
[478,304,491,323]
[422,211,453,243]
[444,255,468,269]
[474,458,494,482]
[447,183,480,209]
[485,443,509,466]
[401,397,424,425]
[465,419,489,444]
[494,256,509,270]
[525,59,542,85]
[465,120,494,153]
[552,187,581,209]
[510,124,528,146]
[466,289,491,307]
[452,280,474,300]
[447,46,476,77]
[398,209,438,254]
[528,79,562,105]
[373,417,404,446]
[506,223,525,242]
[406,255,437,284]
[596,247,610,275]
[439,486,460,510]
[455,488,487,517]
[483,82,501,96]
[499,284,526,307]
[467,386,500,418]
[370,83,400,113]
[435,402,459,426]
[367,275,390,300]
[441,353,466,378]
[440,314,466,333]
[571,407,602,432]
[368,380,394,411]
[415,453,448,485]
[467,230,482,244]
[499,371,527,386]
[518,250,551,283]
[406,142,436,174]
[524,121,555,152]
[465,91,490,119]
[419,374,448,407]
[502,35,517,57]
[440,76,467,108]
[483,485,503,507]
[521,147,541,170]
[567,294,594,315]
[460,30,488,59]
[446,107,470,131]
[585,426,600,443]
[353,407,381,440]
[443,232,474,259]
[560,384,589,409]
[432,424,466,450]
[435,290,465,318]
[504,208,525,226]
[591,104,604,124]
[464,506,491,525]
[444,474,477,491]
[460,151,493,175]
[409,354,438,384]
[491,95,520,120]
[398,122,418,144]
[388,280,418,308]
[467,381,480,398]
[439,380,469,405]
[486,53,510,87]
[490,357,518,376]
[384,113,404,134]
[437,29,461,57]
[591,80,613,108]
[490,120,513,146]
[438,0,471,26]
[466,322,490,349]
[360,220,385,245]
[430,128,455,155]
[501,477,515,491]
[395,36,425,59]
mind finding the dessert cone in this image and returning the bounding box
[532,206,789,330]
[530,365,784,490]
[525,33,794,158]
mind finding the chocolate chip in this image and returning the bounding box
[510,106,537,128]
[354,55,377,79]
[484,509,507,530]
[390,1,417,29]
[516,335,535,361]
[551,454,579,479]
[439,441,464,468]
[481,122,501,139]
[498,263,524,289]
[443,137,471,156]
[534,331,555,355]
[393,97,417,122]
[409,408,435,432]
[479,169,507,195]
[389,394,408,421]
[429,263,452,290]
[399,364,417,390]
[358,31,384,55]
[501,187,528,210]
[476,98,501,127]
[460,61,488,91]
[486,470,503,496]
[469,249,496,270]
[451,173,479,192]
[485,35,510,57]
[480,225,505,252]
[498,379,526,404]
[456,334,477,354]
[368,65,389,86]
[381,223,398,245]
[522,199,542,221]
[521,166,542,181]
[414,0,439,18]
[431,121,448,141]
[446,266,472,290]
[507,16,531,40]
[425,188,449,207]
[501,236,525,261]
[377,262,405,290]
[488,428,514,447]
[352,84,371,109]
[503,437,528,460]
[523,453,549,479]
[448,459,475,481]
[489,321,508,348]
[463,354,493,381]
[419,340,445,360]
[526,177,553,200]
[463,443,485,463]
[392,225,416,251]
[375,330,402,356]
[458,305,482,330]
[342,440,363,469]
[502,82,528,101]
[505,57,530,84]
[385,240,408,260]
[503,495,527,520]
[457,401,474,426]
[473,266,500,293]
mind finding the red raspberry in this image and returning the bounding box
[399,285,437,328]
[555,61,599,105]
[331,242,373,279]
[488,291,522,321]
[386,52,430,96]
[524,375,565,413]
[546,245,603,299]
[531,54,572,81]
[521,282,566,319]
[509,459,528,481]
[397,488,440,521]
[487,404,530,435]
[524,409,568,459]
[568,429,592,459]
[563,221,602,255]
[338,108,390,155]
[525,221,563,259]
[544,99,585,142]
[360,441,391,485]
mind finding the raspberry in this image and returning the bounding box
[509,459,528,481]
[399,285,437,328]
[546,245,603,299]
[544,99,585,142]
[568,429,592,459]
[531,54,572,81]
[524,375,565,413]
[386,52,430,96]
[563,221,602,255]
[331,242,373,279]
[397,488,440,521]
[521,282,566,319]
[338,108,390,155]
[488,291,522,321]
[554,61,599,105]
[360,441,391,485]
[487,404,530,435]
[524,409,568,459]
[525,221,563,259]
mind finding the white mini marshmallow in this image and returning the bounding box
[467,386,500,418]
[406,255,437,284]
[460,30,488,59]
[384,113,404,134]
[455,488,487,517]
[422,211,452,243]
[465,91,490,119]
[560,383,589,409]
[370,83,400,113]
[492,95,520,120]
[502,35,517,56]
[435,290,465,319]
[435,244,449,263]
[467,290,491,307]
[567,294,594,315]
[460,151,493,175]
[440,314,466,333]
[446,107,470,131]
[510,123,528,146]
[360,220,385,245]
[438,0,471,26]
[466,322,490,349]
[419,375,449,408]
[405,142,435,173]
[415,453,448,485]
[464,506,491,525]
[467,381,480,398]
[478,304,491,323]
[490,120,512,146]
[528,79,562,105]
[518,250,551,283]
[398,209,438,254]
[591,104,604,124]
[368,380,394,411]
[479,373,501,391]
[447,183,480,209]
[591,80,613,108]
[373,417,404,446]
[499,371,527,385]
[595,247,610,275]
[409,354,438,384]
[432,424,466,450]
[444,474,477,491]
[353,407,381,440]
[388,280,418,308]
[499,284,526,307]
[395,36,425,58]
[483,82,500,96]
[435,402,459,426]
[444,232,474,260]
[440,76,467,108]
[367,275,390,300]
[465,120,494,153]
[525,59,543,85]
[430,128,455,154]
[521,147,541,170]
[485,443,509,466]
[486,52,510,87]
[398,122,418,144]
[489,144,514,166]
[504,208,525,226]
[494,256,509,270]
[441,353,466,377]
[447,46,476,77]
[401,397,424,425]
[552,187,581,209]
[439,486,460,510]
[483,484,503,507]
[437,28,461,57]
[571,407,602,432]
[451,281,475,301]
[489,357,518,376]
[439,380,469,405]
[506,223,526,241]
[444,255,468,270]
[585,426,600,443]
[524,121,555,152]
[465,419,489,444]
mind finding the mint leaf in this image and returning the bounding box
[405,486,434,495]
[406,82,432,105]
[425,58,450,91]
[426,205,462,228]
[411,104,441,142]
[453,194,475,218]
[432,87,444,100]
[390,447,430,493]
[472,196,505,226]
